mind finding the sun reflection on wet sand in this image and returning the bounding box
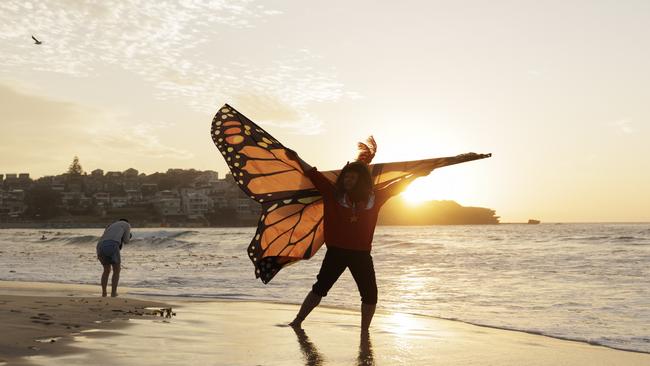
[384,312,419,335]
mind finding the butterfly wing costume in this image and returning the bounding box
[211,104,491,283]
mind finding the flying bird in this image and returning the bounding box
[31,35,42,45]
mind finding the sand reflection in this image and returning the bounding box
[292,327,325,366]
[292,327,375,366]
[357,331,375,366]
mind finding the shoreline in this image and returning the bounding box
[2,280,649,365]
[0,220,650,230]
[127,291,650,356]
[2,222,648,229]
[4,279,650,356]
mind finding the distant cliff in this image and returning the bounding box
[378,198,499,225]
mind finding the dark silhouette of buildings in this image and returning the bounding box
[0,167,258,226]
[1,164,499,226]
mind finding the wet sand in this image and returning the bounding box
[2,281,650,365]
[0,281,166,365]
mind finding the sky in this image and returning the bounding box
[1,0,649,222]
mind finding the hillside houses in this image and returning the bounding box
[0,168,260,225]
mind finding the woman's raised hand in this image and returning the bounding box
[284,148,313,172]
[285,148,299,162]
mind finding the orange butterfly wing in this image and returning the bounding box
[211,104,491,283]
[211,105,328,283]
[211,105,314,202]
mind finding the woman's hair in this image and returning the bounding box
[335,161,373,203]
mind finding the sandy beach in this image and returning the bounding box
[0,281,167,365]
[1,281,649,365]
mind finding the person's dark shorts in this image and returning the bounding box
[312,246,378,305]
[97,240,121,265]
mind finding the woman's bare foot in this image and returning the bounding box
[289,318,303,328]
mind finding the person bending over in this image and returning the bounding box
[96,218,131,297]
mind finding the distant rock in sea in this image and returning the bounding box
[378,198,499,225]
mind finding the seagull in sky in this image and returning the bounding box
[31,35,42,45]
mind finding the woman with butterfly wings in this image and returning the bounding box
[210,104,491,332]
[286,138,426,332]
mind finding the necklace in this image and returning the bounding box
[349,199,358,223]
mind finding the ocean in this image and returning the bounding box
[1,224,648,353]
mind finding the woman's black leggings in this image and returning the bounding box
[311,246,378,305]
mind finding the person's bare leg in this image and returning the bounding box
[361,303,376,332]
[289,291,322,328]
[101,264,111,297]
[110,263,121,297]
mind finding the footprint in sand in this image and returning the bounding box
[30,313,53,324]
[31,320,54,325]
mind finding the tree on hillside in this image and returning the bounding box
[67,156,84,176]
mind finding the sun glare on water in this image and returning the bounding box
[384,312,419,335]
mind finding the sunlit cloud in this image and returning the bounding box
[0,83,193,172]
[527,69,542,78]
[0,1,277,77]
[87,121,194,160]
[610,119,634,134]
[0,1,357,134]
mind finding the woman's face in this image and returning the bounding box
[343,171,359,192]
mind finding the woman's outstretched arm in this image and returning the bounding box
[286,148,313,173]
[377,170,432,203]
[285,149,334,196]
[382,174,419,196]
